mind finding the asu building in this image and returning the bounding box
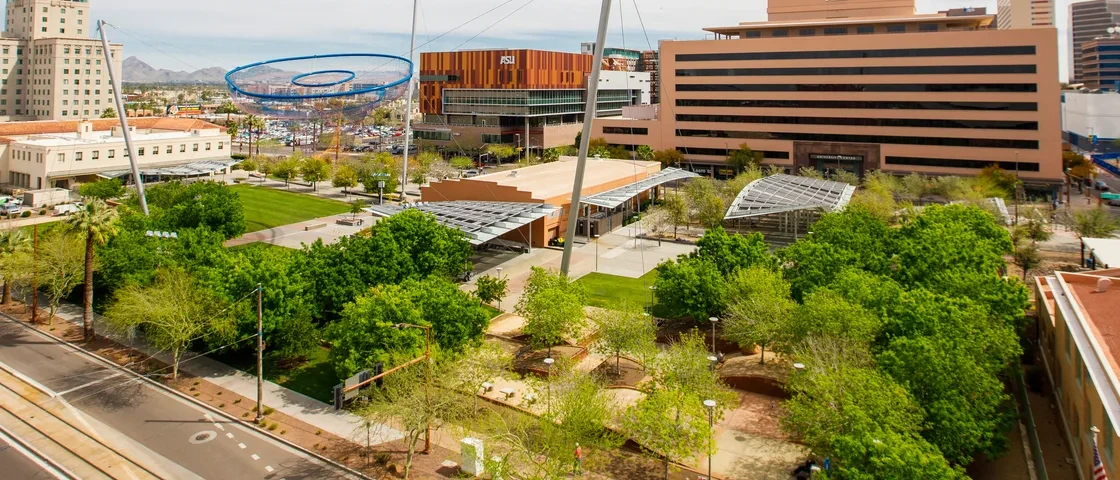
[592,0,1063,186]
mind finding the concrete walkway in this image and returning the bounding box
[223,212,372,249]
[26,293,403,447]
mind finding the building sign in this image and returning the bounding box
[810,153,864,162]
[499,56,516,65]
[166,104,202,116]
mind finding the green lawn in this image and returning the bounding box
[576,270,664,314]
[230,184,350,233]
[218,346,338,404]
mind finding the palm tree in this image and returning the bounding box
[218,101,239,125]
[251,116,266,156]
[241,115,259,156]
[0,229,30,304]
[68,200,119,341]
[227,122,239,153]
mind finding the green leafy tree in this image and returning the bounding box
[592,301,657,374]
[662,193,688,237]
[0,229,31,304]
[104,267,235,378]
[684,177,724,228]
[408,276,491,354]
[791,289,881,345]
[226,122,239,153]
[331,164,358,197]
[100,107,117,118]
[692,226,776,277]
[272,158,300,189]
[723,266,796,363]
[486,144,517,165]
[349,199,366,221]
[300,157,331,190]
[325,283,426,378]
[450,155,474,171]
[38,230,84,324]
[78,178,126,200]
[1073,207,1120,238]
[68,199,119,340]
[636,145,654,161]
[653,257,726,321]
[1012,239,1042,282]
[725,143,761,174]
[515,267,587,356]
[133,181,246,239]
[473,274,508,306]
[653,148,684,168]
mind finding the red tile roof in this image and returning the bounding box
[0,117,220,136]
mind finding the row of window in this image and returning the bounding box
[676,83,1039,93]
[675,98,1039,112]
[675,129,1038,149]
[674,113,1039,131]
[675,146,790,159]
[603,126,649,135]
[676,46,1036,63]
[884,155,1040,171]
[676,65,1038,77]
[52,142,226,161]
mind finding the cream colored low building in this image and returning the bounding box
[0,117,230,191]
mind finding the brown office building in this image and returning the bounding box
[592,0,1062,186]
[1071,0,1120,84]
[414,49,647,154]
[1081,37,1120,90]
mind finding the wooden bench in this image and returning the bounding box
[304,222,328,231]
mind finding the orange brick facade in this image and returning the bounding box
[419,50,594,115]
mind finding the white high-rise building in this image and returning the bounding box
[0,0,122,121]
[996,0,1055,29]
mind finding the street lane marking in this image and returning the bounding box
[226,432,234,439]
[251,454,260,460]
[238,443,246,449]
[203,413,215,422]
[265,465,274,472]
[56,372,123,396]
[214,423,223,430]
[0,360,57,398]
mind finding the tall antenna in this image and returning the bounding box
[560,0,613,275]
[98,20,149,215]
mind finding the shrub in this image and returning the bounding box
[374,452,391,465]
[268,423,279,431]
[242,412,249,417]
[218,403,225,408]
[233,398,242,404]
[231,153,249,160]
[20,211,30,218]
[262,406,275,416]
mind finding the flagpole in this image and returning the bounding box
[1091,425,1105,480]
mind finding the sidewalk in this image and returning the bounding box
[33,294,403,447]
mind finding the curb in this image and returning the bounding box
[0,421,80,480]
[0,313,374,480]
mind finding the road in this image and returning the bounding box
[0,433,57,480]
[0,316,357,480]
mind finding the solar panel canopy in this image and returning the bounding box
[98,159,242,178]
[367,201,559,245]
[581,167,700,209]
[725,174,856,220]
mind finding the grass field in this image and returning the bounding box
[231,184,350,233]
[575,270,665,315]
[219,346,338,403]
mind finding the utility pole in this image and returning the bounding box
[255,283,264,423]
[30,224,38,323]
[560,0,613,275]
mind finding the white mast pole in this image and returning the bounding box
[560,0,612,275]
[400,0,420,204]
[98,21,148,215]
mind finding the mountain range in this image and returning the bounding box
[122,56,229,84]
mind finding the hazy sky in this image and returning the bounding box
[34,0,1073,80]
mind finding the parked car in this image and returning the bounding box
[0,204,20,216]
[5,197,23,206]
[1096,180,1111,191]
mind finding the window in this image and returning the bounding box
[1107,418,1115,467]
[799,28,816,36]
[152,146,159,155]
[676,129,1038,150]
[108,149,115,158]
[885,156,1040,172]
[673,112,1037,130]
[887,24,906,33]
[919,23,938,32]
[745,31,762,38]
[57,153,64,162]
[603,126,649,135]
[138,147,144,156]
[192,144,198,152]
[218,142,224,150]
[92,150,98,160]
[180,144,186,152]
[675,98,1037,111]
[675,45,1036,62]
[824,27,848,36]
[857,26,874,34]
[675,64,1037,77]
[771,29,788,37]
[75,152,82,161]
[1087,397,1094,449]
[165,145,171,154]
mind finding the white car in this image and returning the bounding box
[52,202,83,216]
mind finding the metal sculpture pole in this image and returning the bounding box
[98,21,148,215]
[560,0,612,275]
[400,0,420,205]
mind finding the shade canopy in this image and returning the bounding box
[724,174,855,220]
[98,158,242,178]
[367,201,559,245]
[581,167,700,209]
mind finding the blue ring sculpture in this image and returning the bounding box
[225,53,413,101]
[290,69,357,88]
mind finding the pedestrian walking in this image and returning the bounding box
[574,442,583,476]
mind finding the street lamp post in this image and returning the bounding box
[394,322,433,454]
[593,234,600,272]
[703,399,717,480]
[496,267,504,311]
[707,355,718,372]
[648,285,656,308]
[708,317,719,356]
[543,357,555,415]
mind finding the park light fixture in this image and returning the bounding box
[703,399,717,480]
[543,357,555,415]
[708,317,719,355]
